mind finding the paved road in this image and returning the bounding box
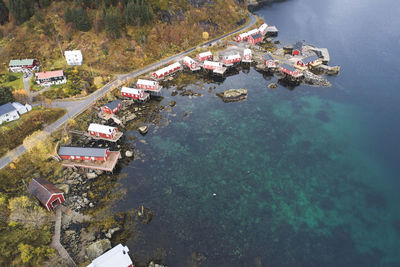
[0,14,257,170]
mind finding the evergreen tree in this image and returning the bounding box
[64,7,73,23]
[8,0,34,25]
[74,7,91,31]
[0,86,15,105]
[125,0,152,26]
[38,0,50,8]
[104,8,120,39]
[0,0,8,25]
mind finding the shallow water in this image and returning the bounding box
[113,0,400,266]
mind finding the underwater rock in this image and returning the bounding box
[125,113,137,123]
[86,239,111,260]
[217,89,248,102]
[125,150,133,158]
[169,101,176,107]
[268,83,278,89]
[138,126,148,135]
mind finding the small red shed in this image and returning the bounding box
[59,146,110,161]
[88,123,118,139]
[183,56,199,70]
[222,54,241,65]
[101,100,121,114]
[152,62,182,79]
[264,54,276,68]
[121,87,149,101]
[248,33,263,45]
[196,51,213,61]
[297,54,319,67]
[28,178,65,211]
[280,63,302,77]
[292,42,303,56]
[203,60,221,70]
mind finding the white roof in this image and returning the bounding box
[198,51,212,58]
[239,28,259,38]
[88,123,116,134]
[64,50,82,57]
[137,79,158,87]
[87,244,132,267]
[154,62,181,76]
[243,49,252,55]
[259,23,268,32]
[224,54,241,60]
[121,87,142,94]
[183,56,196,64]
[203,60,220,67]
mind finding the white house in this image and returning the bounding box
[87,244,133,267]
[0,103,20,124]
[64,50,83,66]
[11,102,32,115]
[35,70,67,86]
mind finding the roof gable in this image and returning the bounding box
[28,178,63,206]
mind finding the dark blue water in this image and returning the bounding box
[111,1,400,266]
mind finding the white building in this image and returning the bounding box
[0,102,32,125]
[64,50,83,66]
[87,244,133,267]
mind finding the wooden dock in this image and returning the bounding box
[62,151,120,172]
[214,66,227,75]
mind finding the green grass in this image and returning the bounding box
[0,72,24,91]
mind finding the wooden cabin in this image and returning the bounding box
[222,54,241,65]
[101,100,121,114]
[9,59,38,72]
[88,124,118,140]
[59,146,111,161]
[297,54,320,67]
[196,51,213,61]
[292,42,303,56]
[28,178,65,211]
[121,87,149,101]
[203,60,221,71]
[183,56,199,70]
[235,28,259,42]
[266,26,279,36]
[258,23,268,36]
[35,70,67,86]
[152,62,182,79]
[243,49,252,63]
[248,33,263,45]
[87,244,133,267]
[136,79,160,92]
[264,54,276,68]
[280,63,302,77]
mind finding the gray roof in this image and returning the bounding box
[264,54,274,61]
[280,63,296,72]
[293,42,303,51]
[59,146,108,158]
[104,100,121,110]
[9,59,35,66]
[301,54,319,64]
[251,33,263,39]
[0,103,17,116]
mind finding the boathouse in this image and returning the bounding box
[266,26,279,36]
[64,50,83,66]
[203,60,221,71]
[121,87,149,101]
[264,54,276,68]
[183,56,199,70]
[222,54,241,66]
[235,28,259,42]
[297,54,320,67]
[258,23,268,35]
[8,59,38,72]
[243,49,252,63]
[280,63,302,77]
[87,244,133,267]
[28,178,65,211]
[248,33,263,45]
[196,51,213,61]
[88,124,118,140]
[59,146,110,161]
[292,42,303,56]
[152,62,182,79]
[35,70,67,86]
[101,100,121,114]
[136,79,160,92]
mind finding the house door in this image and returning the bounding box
[51,199,60,209]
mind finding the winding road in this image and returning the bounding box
[0,14,257,170]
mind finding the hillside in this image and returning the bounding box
[0,0,248,75]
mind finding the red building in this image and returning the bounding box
[258,23,268,36]
[121,87,149,101]
[292,42,303,56]
[235,28,259,42]
[203,60,221,70]
[101,100,121,114]
[243,49,252,63]
[88,124,118,139]
[28,178,65,211]
[264,54,276,68]
[152,62,181,79]
[222,54,241,65]
[9,59,39,72]
[280,63,302,77]
[87,244,133,267]
[196,51,213,61]
[248,33,263,45]
[183,56,199,70]
[58,146,111,161]
[297,54,319,67]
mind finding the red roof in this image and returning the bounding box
[28,178,63,207]
[36,70,64,80]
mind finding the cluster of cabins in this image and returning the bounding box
[235,23,278,44]
[8,50,83,87]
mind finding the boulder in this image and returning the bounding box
[268,83,278,89]
[105,227,120,239]
[87,172,97,180]
[56,184,70,194]
[125,150,133,158]
[169,101,176,107]
[86,239,111,260]
[217,89,248,103]
[138,126,148,135]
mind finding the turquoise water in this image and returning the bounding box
[114,1,400,266]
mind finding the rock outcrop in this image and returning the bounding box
[217,89,248,102]
[86,239,111,260]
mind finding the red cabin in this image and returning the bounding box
[264,54,276,68]
[196,51,213,61]
[152,62,182,79]
[280,63,302,77]
[28,178,65,211]
[258,23,268,36]
[297,54,319,67]
[292,42,303,56]
[243,49,252,63]
[121,87,149,101]
[9,59,39,72]
[222,54,241,65]
[248,33,263,45]
[183,56,199,70]
[136,79,160,93]
[101,100,121,114]
[59,146,111,161]
[88,124,118,139]
[203,60,221,70]
[235,28,259,42]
